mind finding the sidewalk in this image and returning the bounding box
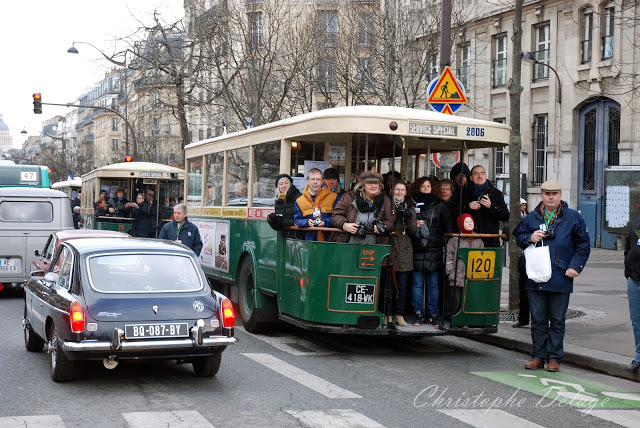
[470,247,640,382]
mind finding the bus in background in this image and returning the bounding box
[184,105,511,335]
[0,163,50,188]
[51,177,82,200]
[80,162,184,235]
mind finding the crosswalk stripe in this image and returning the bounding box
[122,411,215,428]
[242,353,362,398]
[583,410,640,427]
[285,409,385,428]
[0,415,65,428]
[438,409,545,428]
[236,327,336,355]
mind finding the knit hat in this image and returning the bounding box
[520,198,527,205]
[323,167,339,180]
[457,213,475,234]
[449,162,471,181]
[275,173,293,187]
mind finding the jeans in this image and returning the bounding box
[528,289,570,362]
[627,279,640,361]
[411,270,439,316]
[395,271,410,315]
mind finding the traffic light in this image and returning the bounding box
[124,156,133,162]
[33,93,42,114]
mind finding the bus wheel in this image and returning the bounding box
[238,258,260,333]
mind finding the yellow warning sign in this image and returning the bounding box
[427,67,468,104]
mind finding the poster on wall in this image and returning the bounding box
[195,219,230,272]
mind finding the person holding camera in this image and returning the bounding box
[294,168,338,241]
[514,180,590,372]
[410,177,452,327]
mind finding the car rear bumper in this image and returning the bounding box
[62,335,237,353]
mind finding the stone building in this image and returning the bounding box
[0,114,13,154]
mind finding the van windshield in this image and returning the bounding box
[0,201,53,222]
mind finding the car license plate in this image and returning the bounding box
[0,258,20,272]
[124,323,189,339]
[466,250,496,279]
[345,283,375,304]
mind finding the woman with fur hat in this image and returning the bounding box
[267,174,301,238]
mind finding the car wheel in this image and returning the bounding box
[49,325,74,382]
[23,303,44,352]
[192,353,222,377]
[237,257,261,333]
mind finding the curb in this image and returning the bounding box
[468,326,640,382]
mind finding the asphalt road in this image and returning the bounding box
[1,291,639,428]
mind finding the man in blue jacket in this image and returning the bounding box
[514,180,590,372]
[159,204,203,256]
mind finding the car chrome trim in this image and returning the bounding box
[61,336,237,352]
[112,328,124,351]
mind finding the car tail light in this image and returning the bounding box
[70,300,85,333]
[221,298,235,328]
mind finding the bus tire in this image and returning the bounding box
[237,257,261,333]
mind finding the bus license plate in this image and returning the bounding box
[124,323,189,339]
[466,251,496,279]
[0,258,20,272]
[345,283,375,304]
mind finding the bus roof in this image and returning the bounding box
[81,162,185,180]
[52,178,82,189]
[185,105,511,156]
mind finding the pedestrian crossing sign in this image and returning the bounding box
[427,66,468,104]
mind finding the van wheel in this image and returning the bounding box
[192,353,222,377]
[24,303,44,352]
[49,324,74,382]
[237,258,261,333]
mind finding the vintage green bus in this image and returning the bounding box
[51,177,82,200]
[184,106,510,335]
[0,163,50,188]
[80,162,184,236]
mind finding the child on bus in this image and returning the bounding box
[445,214,484,318]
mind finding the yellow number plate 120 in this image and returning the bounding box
[466,251,496,279]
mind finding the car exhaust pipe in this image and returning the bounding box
[103,355,118,369]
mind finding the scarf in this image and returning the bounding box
[471,181,490,198]
[356,191,385,214]
[412,192,438,206]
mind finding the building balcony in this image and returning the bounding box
[83,133,94,142]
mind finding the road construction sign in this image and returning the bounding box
[427,66,468,114]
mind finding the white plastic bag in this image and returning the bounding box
[524,240,552,283]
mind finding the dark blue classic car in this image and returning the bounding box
[23,237,237,382]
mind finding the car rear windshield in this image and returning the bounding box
[0,201,53,222]
[88,253,203,293]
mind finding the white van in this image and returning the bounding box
[0,187,74,291]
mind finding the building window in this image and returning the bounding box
[602,2,615,59]
[318,11,338,47]
[152,92,160,109]
[494,118,506,175]
[581,8,593,63]
[111,138,118,151]
[356,58,374,92]
[112,118,118,131]
[249,12,262,48]
[532,115,548,186]
[152,119,160,136]
[317,58,337,92]
[492,33,507,88]
[428,54,438,82]
[533,23,550,80]
[358,12,374,48]
[608,107,620,166]
[457,42,471,91]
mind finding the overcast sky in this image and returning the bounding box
[0,0,183,149]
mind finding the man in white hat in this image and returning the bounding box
[514,180,590,372]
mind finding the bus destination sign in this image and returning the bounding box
[139,172,164,178]
[409,122,458,137]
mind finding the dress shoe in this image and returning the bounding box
[395,315,408,327]
[626,360,640,372]
[546,360,560,372]
[524,358,544,370]
[512,321,529,328]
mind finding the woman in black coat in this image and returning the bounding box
[410,176,452,327]
[268,174,302,238]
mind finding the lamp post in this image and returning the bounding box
[67,42,135,160]
[522,51,562,103]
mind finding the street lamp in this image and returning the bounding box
[522,51,562,104]
[67,41,135,160]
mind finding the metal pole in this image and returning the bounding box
[440,0,452,71]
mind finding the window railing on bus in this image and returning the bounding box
[206,152,224,206]
[533,49,549,80]
[581,40,592,63]
[253,141,281,207]
[227,147,250,206]
[602,35,614,59]
[187,159,203,207]
[492,58,507,88]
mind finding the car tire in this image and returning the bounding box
[49,325,75,382]
[237,257,261,333]
[192,353,222,377]
[23,303,44,352]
